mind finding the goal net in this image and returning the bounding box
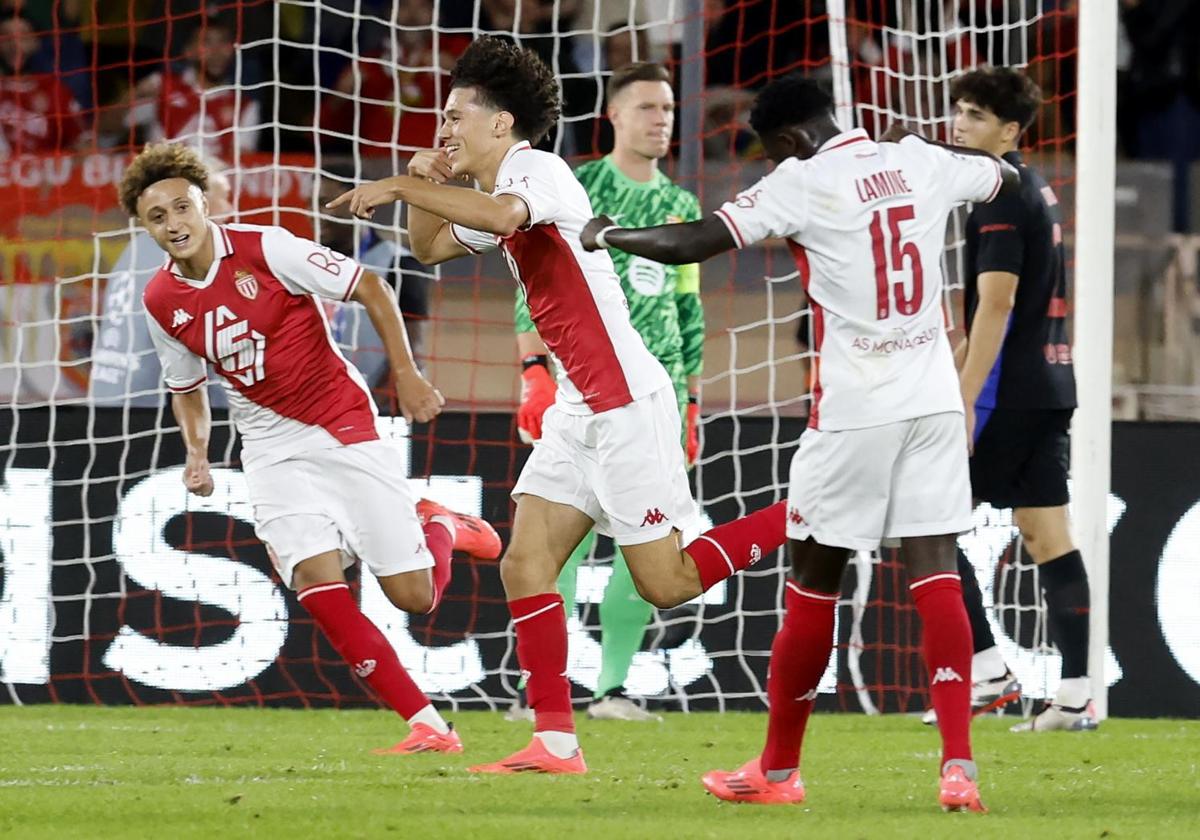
[0,0,1104,714]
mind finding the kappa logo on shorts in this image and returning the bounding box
[931,667,963,685]
[354,659,377,678]
[788,507,805,526]
[641,508,667,527]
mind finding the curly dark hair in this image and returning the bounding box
[449,36,561,145]
[950,67,1042,131]
[749,73,835,138]
[118,143,209,216]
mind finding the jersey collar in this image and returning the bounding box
[600,155,666,192]
[817,128,871,154]
[499,140,532,172]
[163,221,234,288]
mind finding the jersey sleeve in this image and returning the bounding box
[514,284,536,335]
[713,161,808,248]
[971,193,1025,275]
[906,137,1004,205]
[449,222,499,254]
[259,226,366,301]
[145,311,207,393]
[494,151,561,227]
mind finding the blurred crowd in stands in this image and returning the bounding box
[0,0,1197,228]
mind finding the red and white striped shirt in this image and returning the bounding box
[143,222,377,470]
[451,141,670,414]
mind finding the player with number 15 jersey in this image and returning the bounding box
[582,73,1017,811]
[716,129,1002,434]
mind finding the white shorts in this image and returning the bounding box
[786,412,972,551]
[245,439,432,588]
[513,386,700,545]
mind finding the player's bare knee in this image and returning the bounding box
[399,584,435,615]
[498,551,524,592]
[394,591,434,615]
[499,548,552,597]
[379,572,434,614]
[630,575,687,609]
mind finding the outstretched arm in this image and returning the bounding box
[328,175,529,237]
[882,125,1020,195]
[580,214,736,265]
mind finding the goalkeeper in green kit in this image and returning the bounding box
[511,62,704,722]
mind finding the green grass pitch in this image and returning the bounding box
[1,706,1197,839]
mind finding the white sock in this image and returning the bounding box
[408,704,450,734]
[972,646,1008,683]
[1055,677,1091,710]
[534,730,579,759]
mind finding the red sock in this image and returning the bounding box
[422,521,453,613]
[510,592,574,734]
[910,572,973,766]
[685,501,787,591]
[298,582,428,720]
[760,581,837,773]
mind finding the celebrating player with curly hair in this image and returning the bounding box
[330,36,788,775]
[122,142,500,757]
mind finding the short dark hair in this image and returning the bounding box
[118,143,209,216]
[606,61,670,102]
[950,67,1042,131]
[449,36,561,145]
[749,73,835,138]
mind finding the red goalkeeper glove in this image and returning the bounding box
[517,356,556,444]
[686,395,700,467]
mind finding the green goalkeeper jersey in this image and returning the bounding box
[515,155,705,398]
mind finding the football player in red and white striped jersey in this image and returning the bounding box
[120,143,501,755]
[331,36,789,776]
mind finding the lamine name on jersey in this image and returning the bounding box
[143,222,381,471]
[448,141,671,414]
[714,129,1003,432]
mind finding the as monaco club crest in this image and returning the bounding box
[233,269,258,300]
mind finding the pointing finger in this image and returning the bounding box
[325,190,353,209]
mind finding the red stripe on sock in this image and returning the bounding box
[685,501,787,591]
[760,582,836,773]
[910,574,973,766]
[510,592,574,734]
[300,581,429,720]
[423,521,453,613]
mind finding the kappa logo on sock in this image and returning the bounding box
[788,507,805,526]
[354,659,377,678]
[641,507,667,527]
[932,667,963,684]
[520,669,532,681]
[749,544,762,565]
[795,688,818,702]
